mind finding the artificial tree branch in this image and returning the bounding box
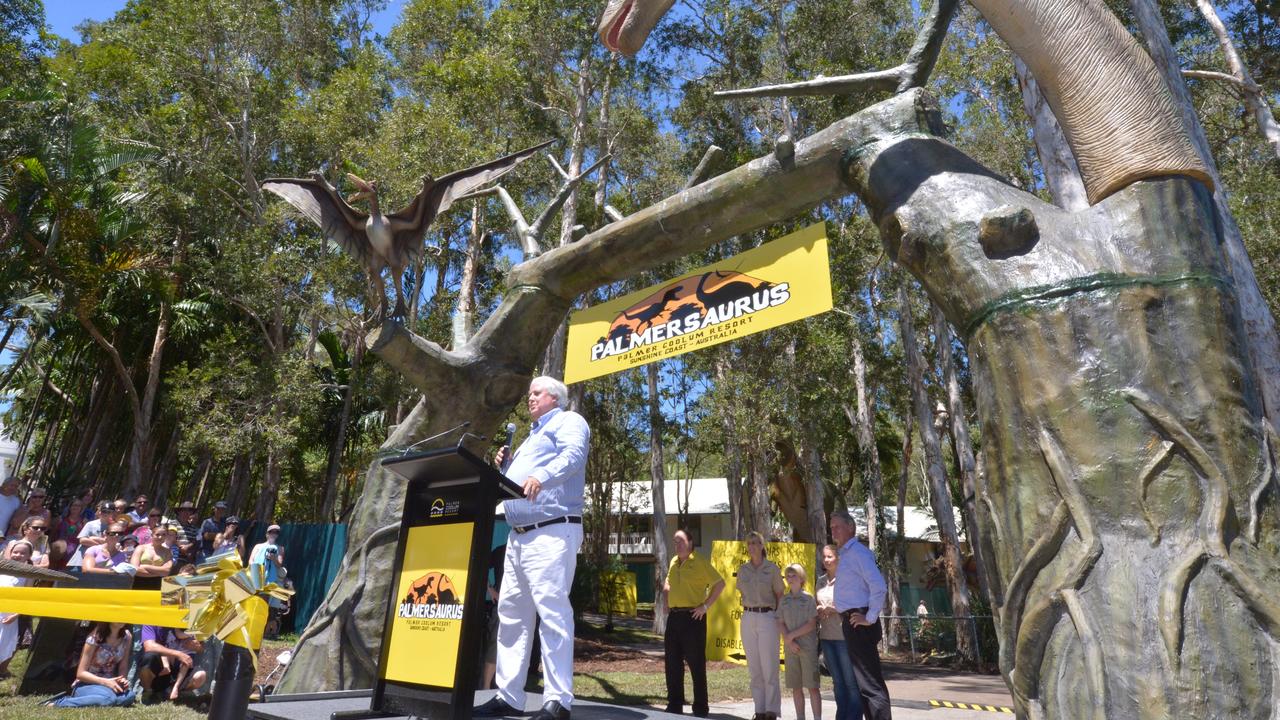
[461,154,611,259]
[684,145,725,190]
[714,0,957,99]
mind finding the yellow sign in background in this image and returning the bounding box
[565,223,832,384]
[383,523,473,687]
[707,540,817,663]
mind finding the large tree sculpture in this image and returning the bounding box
[281,3,1280,716]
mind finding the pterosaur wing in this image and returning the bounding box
[263,175,371,264]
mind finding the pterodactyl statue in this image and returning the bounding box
[262,139,554,319]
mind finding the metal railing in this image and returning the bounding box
[877,614,999,665]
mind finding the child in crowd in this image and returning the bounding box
[0,540,33,676]
[777,563,821,720]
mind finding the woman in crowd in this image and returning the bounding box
[52,622,136,707]
[83,521,130,574]
[53,497,85,545]
[132,507,164,545]
[0,540,34,676]
[4,516,50,567]
[132,522,174,578]
[213,516,245,559]
[7,488,51,538]
[816,544,862,720]
[737,531,785,720]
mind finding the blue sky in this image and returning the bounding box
[43,0,408,42]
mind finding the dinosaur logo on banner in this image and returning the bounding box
[592,271,789,361]
[397,571,465,620]
[564,223,833,383]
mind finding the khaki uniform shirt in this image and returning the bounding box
[736,558,785,608]
[778,591,819,651]
[667,552,723,608]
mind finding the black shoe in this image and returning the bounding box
[531,699,570,720]
[473,695,522,717]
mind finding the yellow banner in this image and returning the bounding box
[383,523,473,688]
[707,540,817,663]
[565,223,833,384]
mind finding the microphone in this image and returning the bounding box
[399,421,471,454]
[499,423,517,472]
[456,431,488,449]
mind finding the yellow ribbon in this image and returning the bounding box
[0,549,293,666]
[162,549,294,663]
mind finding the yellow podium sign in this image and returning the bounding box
[383,523,474,688]
[707,540,817,663]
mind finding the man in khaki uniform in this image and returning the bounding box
[663,529,725,717]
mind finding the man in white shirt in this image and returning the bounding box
[474,376,589,720]
[830,510,892,720]
[0,479,21,539]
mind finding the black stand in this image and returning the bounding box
[332,445,521,720]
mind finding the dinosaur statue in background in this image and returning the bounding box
[598,0,1210,204]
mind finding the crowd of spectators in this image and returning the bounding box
[0,476,296,706]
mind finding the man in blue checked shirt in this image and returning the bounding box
[474,376,589,720]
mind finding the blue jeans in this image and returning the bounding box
[53,683,137,707]
[821,638,863,720]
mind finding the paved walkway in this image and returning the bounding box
[707,662,1014,720]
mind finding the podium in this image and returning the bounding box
[336,445,522,720]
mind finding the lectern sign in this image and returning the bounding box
[383,523,473,687]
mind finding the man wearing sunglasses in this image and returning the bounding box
[66,501,118,573]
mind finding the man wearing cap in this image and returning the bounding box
[174,502,201,564]
[67,501,116,572]
[474,376,590,720]
[199,501,227,563]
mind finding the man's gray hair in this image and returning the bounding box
[830,509,855,527]
[531,376,569,408]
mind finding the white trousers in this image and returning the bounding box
[741,609,782,714]
[494,522,582,709]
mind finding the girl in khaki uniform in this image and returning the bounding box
[778,563,821,720]
[737,531,785,720]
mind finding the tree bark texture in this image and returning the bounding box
[1128,0,1280,430]
[850,89,1280,718]
[847,332,885,552]
[897,283,976,663]
[933,302,995,607]
[1011,56,1089,212]
[648,362,671,635]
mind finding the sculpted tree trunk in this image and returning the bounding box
[850,88,1280,718]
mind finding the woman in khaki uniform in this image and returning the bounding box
[737,531,785,720]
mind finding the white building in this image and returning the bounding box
[0,420,18,484]
[590,477,970,611]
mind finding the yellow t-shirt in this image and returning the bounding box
[667,552,723,608]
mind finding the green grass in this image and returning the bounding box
[574,666,755,708]
[0,647,205,719]
[575,617,662,646]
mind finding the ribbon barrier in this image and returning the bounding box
[163,549,294,661]
[0,549,292,719]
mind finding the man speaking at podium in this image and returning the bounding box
[475,376,590,720]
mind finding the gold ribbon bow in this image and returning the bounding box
[162,549,294,666]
